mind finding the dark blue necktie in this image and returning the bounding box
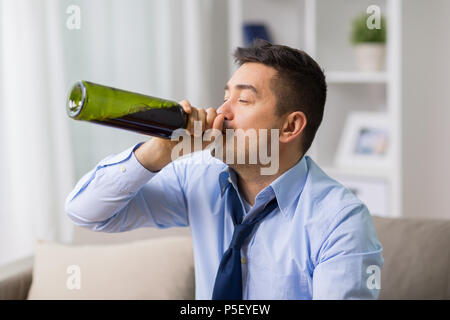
[212,185,278,300]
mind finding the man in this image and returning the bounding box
[65,40,383,299]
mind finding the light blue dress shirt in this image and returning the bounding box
[65,142,383,300]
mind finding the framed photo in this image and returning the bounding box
[335,111,391,169]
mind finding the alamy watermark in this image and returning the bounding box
[170,121,280,175]
[66,264,81,290]
[366,5,382,30]
[366,264,381,290]
[66,5,81,30]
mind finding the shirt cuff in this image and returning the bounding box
[101,142,157,194]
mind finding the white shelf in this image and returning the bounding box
[326,71,388,83]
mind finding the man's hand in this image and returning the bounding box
[134,100,225,172]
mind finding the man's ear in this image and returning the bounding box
[279,111,307,144]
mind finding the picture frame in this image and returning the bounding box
[335,111,391,169]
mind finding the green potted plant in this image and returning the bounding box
[351,14,387,72]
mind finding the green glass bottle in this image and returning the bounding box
[67,81,188,139]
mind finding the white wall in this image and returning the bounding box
[402,0,450,219]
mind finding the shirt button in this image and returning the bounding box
[120,166,126,173]
[241,257,246,264]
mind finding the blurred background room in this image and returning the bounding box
[0,0,449,274]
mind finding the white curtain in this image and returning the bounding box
[0,0,75,265]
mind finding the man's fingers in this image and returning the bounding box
[195,108,207,137]
[212,113,225,133]
[179,100,192,114]
[179,102,222,138]
[185,107,206,137]
[206,107,217,130]
[187,108,198,135]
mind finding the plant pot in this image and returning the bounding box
[353,43,386,72]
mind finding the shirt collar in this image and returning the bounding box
[218,167,236,197]
[217,156,309,218]
[269,156,309,218]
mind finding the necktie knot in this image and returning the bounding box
[230,223,252,249]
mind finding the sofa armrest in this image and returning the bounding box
[0,256,33,300]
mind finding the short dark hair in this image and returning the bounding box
[233,39,327,154]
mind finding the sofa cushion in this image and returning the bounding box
[27,236,195,300]
[372,216,450,299]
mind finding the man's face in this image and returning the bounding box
[219,62,279,132]
[216,62,282,167]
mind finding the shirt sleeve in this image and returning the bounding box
[312,203,384,300]
[64,142,189,233]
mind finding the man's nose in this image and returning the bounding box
[217,101,234,121]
